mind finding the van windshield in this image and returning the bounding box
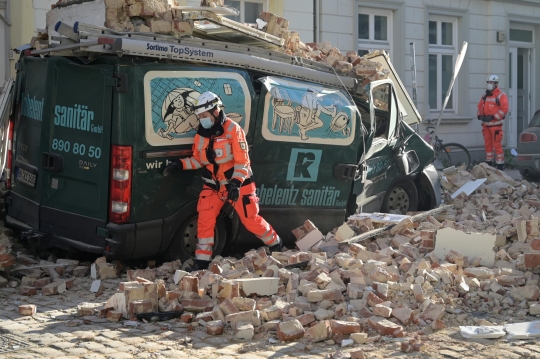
[528,111,540,127]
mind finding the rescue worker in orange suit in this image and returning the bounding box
[163,91,282,271]
[477,74,509,170]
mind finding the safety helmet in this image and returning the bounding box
[192,91,223,115]
[487,74,499,83]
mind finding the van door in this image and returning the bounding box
[38,58,113,242]
[9,57,48,229]
[356,80,403,212]
[249,76,362,237]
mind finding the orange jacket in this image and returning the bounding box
[477,87,509,127]
[180,116,252,190]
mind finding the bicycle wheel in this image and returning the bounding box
[438,143,471,170]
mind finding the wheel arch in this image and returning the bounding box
[414,164,441,211]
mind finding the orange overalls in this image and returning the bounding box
[477,87,509,165]
[180,115,280,261]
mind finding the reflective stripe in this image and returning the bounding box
[494,114,501,120]
[232,171,248,180]
[498,110,505,116]
[486,121,503,126]
[195,251,212,261]
[203,177,217,184]
[227,122,235,132]
[198,237,214,245]
[192,158,202,169]
[197,244,212,251]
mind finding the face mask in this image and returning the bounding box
[199,117,213,129]
[487,83,495,91]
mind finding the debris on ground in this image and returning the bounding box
[22,164,527,356]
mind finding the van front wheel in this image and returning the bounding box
[381,179,418,214]
[165,214,227,262]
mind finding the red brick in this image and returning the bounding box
[207,320,224,335]
[18,286,36,296]
[330,320,361,335]
[219,298,240,316]
[525,253,540,269]
[181,313,194,323]
[277,319,305,342]
[531,239,540,251]
[391,306,414,325]
[107,310,122,322]
[368,316,403,336]
[127,269,156,282]
[128,299,153,318]
[296,312,316,326]
[180,276,199,293]
[181,299,214,313]
[306,320,331,342]
[367,292,384,307]
[19,304,36,316]
[351,350,365,359]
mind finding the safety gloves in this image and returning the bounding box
[227,179,241,202]
[163,160,182,177]
[477,115,494,123]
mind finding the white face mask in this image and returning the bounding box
[487,83,495,91]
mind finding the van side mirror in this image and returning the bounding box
[396,150,420,175]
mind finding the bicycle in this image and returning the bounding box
[423,124,471,171]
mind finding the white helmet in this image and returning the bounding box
[487,74,499,82]
[192,91,223,115]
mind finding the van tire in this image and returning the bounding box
[164,213,227,262]
[381,179,418,214]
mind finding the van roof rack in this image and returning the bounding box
[31,22,365,95]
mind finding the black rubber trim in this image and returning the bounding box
[6,191,39,229]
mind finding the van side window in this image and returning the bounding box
[356,101,370,132]
[371,83,391,140]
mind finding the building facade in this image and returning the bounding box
[4,0,540,157]
[189,0,540,158]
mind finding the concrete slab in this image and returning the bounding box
[434,228,496,267]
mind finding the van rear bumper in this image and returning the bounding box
[104,219,163,260]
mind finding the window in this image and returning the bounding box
[224,0,265,23]
[429,15,458,112]
[357,8,392,57]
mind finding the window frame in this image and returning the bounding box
[428,15,458,113]
[223,0,268,23]
[357,7,393,58]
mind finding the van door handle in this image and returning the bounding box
[333,163,358,181]
[42,153,64,172]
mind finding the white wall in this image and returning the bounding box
[33,0,57,30]
[0,0,9,85]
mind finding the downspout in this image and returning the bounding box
[313,0,316,42]
[3,0,10,82]
[313,0,319,43]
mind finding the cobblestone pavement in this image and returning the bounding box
[1,276,540,359]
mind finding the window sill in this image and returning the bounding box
[425,115,473,125]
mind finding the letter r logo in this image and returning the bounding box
[286,149,322,182]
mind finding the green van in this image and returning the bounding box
[4,38,440,261]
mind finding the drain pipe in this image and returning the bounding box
[313,0,319,43]
[2,0,10,82]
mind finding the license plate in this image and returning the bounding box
[16,168,37,188]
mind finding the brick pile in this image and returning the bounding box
[73,165,539,355]
[52,0,194,35]
[46,0,388,86]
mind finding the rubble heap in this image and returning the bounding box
[52,0,194,35]
[46,0,388,86]
[65,164,540,356]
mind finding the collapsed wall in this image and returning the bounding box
[43,0,389,86]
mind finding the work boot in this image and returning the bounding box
[496,164,505,171]
[268,237,283,253]
[484,161,493,167]
[186,260,211,272]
